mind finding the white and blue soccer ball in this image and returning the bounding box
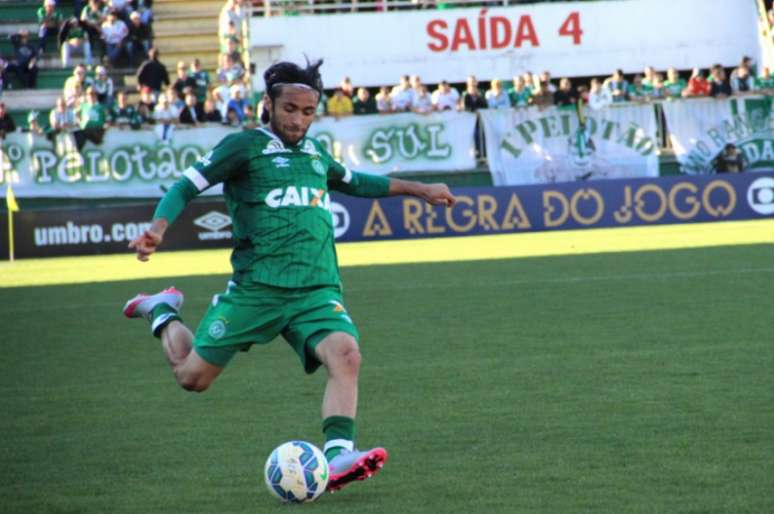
[264,441,329,503]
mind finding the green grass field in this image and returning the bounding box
[2,245,773,514]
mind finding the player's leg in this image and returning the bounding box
[313,332,388,492]
[123,287,223,392]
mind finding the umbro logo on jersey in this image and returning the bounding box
[262,139,292,154]
[272,156,290,168]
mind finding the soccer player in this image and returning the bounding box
[123,59,456,493]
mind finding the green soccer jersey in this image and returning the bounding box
[174,128,390,288]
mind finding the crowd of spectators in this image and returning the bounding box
[310,57,764,119]
[0,0,152,95]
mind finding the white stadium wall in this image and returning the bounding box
[249,0,760,89]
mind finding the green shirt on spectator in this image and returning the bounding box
[627,83,652,100]
[37,7,63,26]
[663,79,687,98]
[353,96,377,115]
[79,101,107,129]
[507,87,531,107]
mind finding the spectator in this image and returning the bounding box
[627,74,650,102]
[411,85,433,114]
[191,59,211,106]
[26,111,44,136]
[108,0,132,21]
[243,103,258,129]
[0,57,8,95]
[80,0,108,57]
[133,0,153,26]
[390,75,414,112]
[136,85,155,123]
[315,90,328,118]
[539,70,556,93]
[507,76,531,108]
[409,74,423,98]
[709,65,732,97]
[37,0,64,55]
[7,31,39,89]
[324,87,353,119]
[485,79,510,109]
[210,84,229,119]
[219,0,246,47]
[755,67,774,93]
[223,38,242,67]
[59,17,93,68]
[461,75,487,112]
[353,87,377,115]
[522,71,536,93]
[0,102,17,139]
[76,87,107,148]
[531,80,554,109]
[225,85,248,122]
[431,80,459,111]
[712,143,746,173]
[202,98,222,123]
[110,90,141,128]
[101,9,128,66]
[682,68,710,97]
[340,76,354,98]
[553,78,577,108]
[136,47,169,95]
[650,73,665,99]
[224,106,242,126]
[92,65,114,105]
[218,53,244,85]
[165,85,183,115]
[375,86,391,113]
[126,10,151,66]
[730,64,755,94]
[172,60,196,99]
[605,70,629,103]
[179,92,203,125]
[221,21,241,54]
[49,96,79,150]
[588,78,613,110]
[642,65,656,88]
[663,68,686,99]
[152,93,177,142]
[63,64,92,106]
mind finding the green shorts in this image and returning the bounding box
[192,280,360,372]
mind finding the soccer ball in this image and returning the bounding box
[264,441,329,503]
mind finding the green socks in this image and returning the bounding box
[150,303,181,338]
[322,416,355,460]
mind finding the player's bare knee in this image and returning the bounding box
[329,335,361,375]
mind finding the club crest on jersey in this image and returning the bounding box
[265,186,331,210]
[311,160,326,176]
[300,140,320,156]
[272,156,290,168]
[262,139,292,154]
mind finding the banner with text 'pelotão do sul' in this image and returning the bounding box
[0,112,476,198]
[480,104,659,186]
[662,97,774,175]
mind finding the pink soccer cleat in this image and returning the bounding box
[326,447,389,493]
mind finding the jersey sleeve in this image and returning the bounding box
[322,143,391,198]
[181,132,249,192]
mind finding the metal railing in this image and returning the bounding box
[251,0,576,17]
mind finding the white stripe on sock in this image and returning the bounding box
[151,312,175,334]
[324,439,354,453]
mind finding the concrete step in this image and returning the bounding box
[2,89,61,111]
[154,17,219,34]
[152,2,222,17]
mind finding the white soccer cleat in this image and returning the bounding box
[122,287,184,319]
[326,447,388,493]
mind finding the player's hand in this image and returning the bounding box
[128,228,164,262]
[422,183,456,207]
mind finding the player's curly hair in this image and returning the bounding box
[261,58,324,124]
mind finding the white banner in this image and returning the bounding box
[481,104,659,185]
[249,0,759,88]
[662,96,774,174]
[0,112,477,198]
[308,111,476,174]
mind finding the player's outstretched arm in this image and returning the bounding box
[389,178,456,207]
[128,218,168,262]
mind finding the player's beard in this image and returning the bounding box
[270,108,307,146]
